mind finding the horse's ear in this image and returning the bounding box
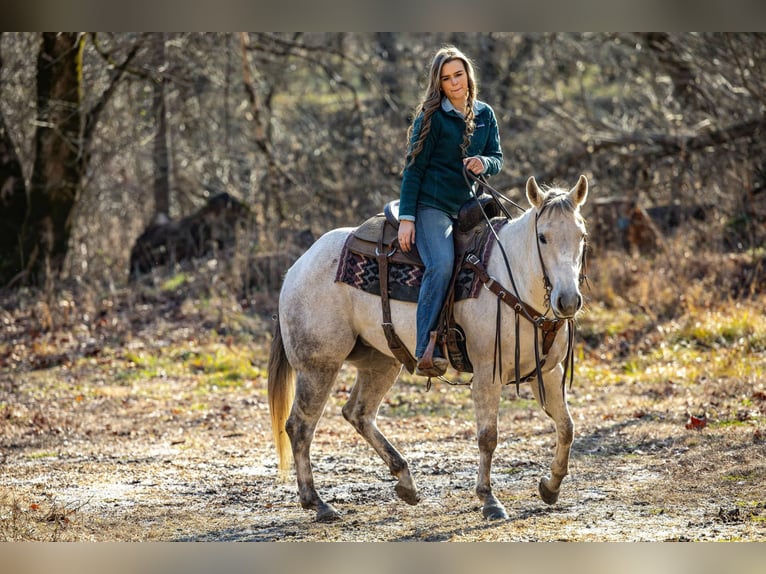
[526,176,544,209]
[570,175,588,207]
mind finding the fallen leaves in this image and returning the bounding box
[685,414,707,430]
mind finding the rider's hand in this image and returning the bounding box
[464,156,484,175]
[398,220,415,252]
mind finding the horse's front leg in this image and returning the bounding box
[472,375,508,520]
[531,365,574,504]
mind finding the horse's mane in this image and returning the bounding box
[538,187,585,225]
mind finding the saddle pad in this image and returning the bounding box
[334,225,500,303]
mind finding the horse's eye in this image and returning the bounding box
[538,233,547,245]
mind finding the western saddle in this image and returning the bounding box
[344,195,501,375]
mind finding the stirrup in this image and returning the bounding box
[416,330,445,375]
[415,355,448,377]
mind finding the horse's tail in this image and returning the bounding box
[267,314,295,479]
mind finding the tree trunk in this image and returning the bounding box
[23,32,84,286]
[152,33,170,221]
[0,98,27,287]
[375,33,402,103]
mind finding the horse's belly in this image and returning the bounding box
[347,289,418,358]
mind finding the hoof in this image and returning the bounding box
[481,495,509,520]
[538,477,560,505]
[395,483,421,506]
[483,503,509,520]
[315,502,341,522]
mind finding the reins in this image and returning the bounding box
[462,168,526,216]
[462,167,580,406]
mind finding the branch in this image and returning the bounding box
[586,116,766,160]
[89,32,151,80]
[500,115,766,193]
[249,33,398,114]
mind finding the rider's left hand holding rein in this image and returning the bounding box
[464,156,485,175]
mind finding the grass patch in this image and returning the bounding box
[578,304,650,339]
[26,451,58,460]
[115,352,186,389]
[574,361,628,387]
[160,272,188,292]
[0,491,80,542]
[672,306,766,351]
[711,413,764,429]
[577,299,766,391]
[382,384,474,419]
[183,345,262,389]
[500,395,539,411]
[116,342,265,391]
[722,471,756,483]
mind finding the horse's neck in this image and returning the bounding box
[490,211,547,308]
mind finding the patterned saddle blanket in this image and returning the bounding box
[335,219,503,303]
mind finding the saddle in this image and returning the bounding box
[345,195,501,375]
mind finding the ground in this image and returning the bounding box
[1,282,765,542]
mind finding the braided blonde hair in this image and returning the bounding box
[405,46,478,168]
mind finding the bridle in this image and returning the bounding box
[462,167,587,405]
[463,168,588,300]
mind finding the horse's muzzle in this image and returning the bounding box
[553,292,582,318]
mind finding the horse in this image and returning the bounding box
[268,175,589,522]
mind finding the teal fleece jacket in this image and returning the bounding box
[399,99,503,220]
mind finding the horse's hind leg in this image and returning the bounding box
[531,366,574,505]
[342,346,420,505]
[286,364,343,522]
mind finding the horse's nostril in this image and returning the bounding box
[556,293,581,316]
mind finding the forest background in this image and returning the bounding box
[1,32,764,290]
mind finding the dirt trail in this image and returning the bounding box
[3,335,765,541]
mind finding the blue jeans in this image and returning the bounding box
[414,206,455,358]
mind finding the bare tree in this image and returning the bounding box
[0,32,140,287]
[0,33,27,286]
[22,32,84,287]
[151,32,170,222]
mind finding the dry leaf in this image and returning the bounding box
[685,414,707,430]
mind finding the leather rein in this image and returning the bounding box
[462,168,584,405]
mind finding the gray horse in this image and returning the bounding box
[268,175,589,522]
